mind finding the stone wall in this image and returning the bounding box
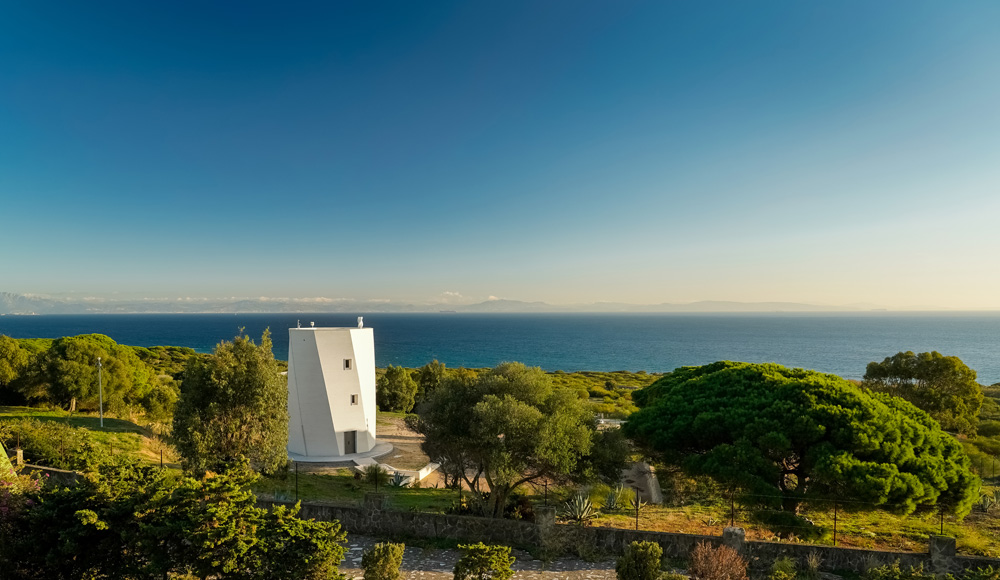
[259,496,1000,573]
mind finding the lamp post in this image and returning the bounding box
[97,357,104,428]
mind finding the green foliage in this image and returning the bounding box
[0,417,106,470]
[453,542,515,580]
[0,335,28,390]
[579,426,632,484]
[363,463,391,488]
[615,540,663,580]
[362,542,406,580]
[769,556,797,580]
[604,483,628,511]
[418,362,594,517]
[388,471,411,488]
[132,344,203,379]
[0,457,347,580]
[862,562,935,580]
[688,541,747,580]
[977,420,1000,438]
[29,334,157,415]
[964,567,1000,580]
[172,330,288,475]
[417,359,447,404]
[625,362,979,516]
[548,369,656,418]
[378,364,419,413]
[562,492,598,523]
[864,351,983,436]
[0,439,11,475]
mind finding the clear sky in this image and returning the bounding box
[2,1,998,309]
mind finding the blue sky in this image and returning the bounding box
[2,1,998,308]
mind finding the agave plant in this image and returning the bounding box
[978,492,997,514]
[561,493,597,523]
[629,492,647,511]
[604,484,627,511]
[388,472,411,488]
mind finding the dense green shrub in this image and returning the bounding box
[769,556,796,580]
[362,464,390,488]
[453,542,514,580]
[615,541,662,580]
[0,458,347,580]
[172,331,288,476]
[688,541,747,580]
[362,542,405,580]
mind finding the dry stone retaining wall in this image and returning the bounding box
[259,496,1000,573]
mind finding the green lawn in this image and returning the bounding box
[255,469,459,512]
[0,406,177,469]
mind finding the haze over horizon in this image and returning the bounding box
[3,2,998,310]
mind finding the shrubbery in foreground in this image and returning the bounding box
[0,457,346,580]
[688,541,747,580]
[615,540,662,580]
[453,542,515,580]
[362,542,405,580]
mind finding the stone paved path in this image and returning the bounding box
[340,535,617,580]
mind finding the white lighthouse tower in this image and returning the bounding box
[287,319,378,461]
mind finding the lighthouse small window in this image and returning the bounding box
[350,394,358,405]
[344,358,352,370]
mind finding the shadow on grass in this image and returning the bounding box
[0,406,147,435]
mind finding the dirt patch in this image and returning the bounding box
[377,416,434,472]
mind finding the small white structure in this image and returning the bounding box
[287,324,377,460]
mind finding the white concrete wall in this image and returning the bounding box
[287,327,376,459]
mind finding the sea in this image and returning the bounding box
[1,312,999,384]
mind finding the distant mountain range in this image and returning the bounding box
[0,292,893,315]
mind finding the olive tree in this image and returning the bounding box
[417,362,593,518]
[624,361,978,516]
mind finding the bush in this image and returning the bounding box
[362,464,390,488]
[964,567,1000,580]
[769,557,796,580]
[362,542,405,580]
[862,562,935,580]
[615,541,662,580]
[453,543,514,580]
[688,542,747,580]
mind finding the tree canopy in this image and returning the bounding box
[0,335,28,387]
[172,330,288,475]
[416,359,447,404]
[624,361,978,515]
[376,364,418,413]
[31,334,156,414]
[416,362,593,517]
[863,351,983,436]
